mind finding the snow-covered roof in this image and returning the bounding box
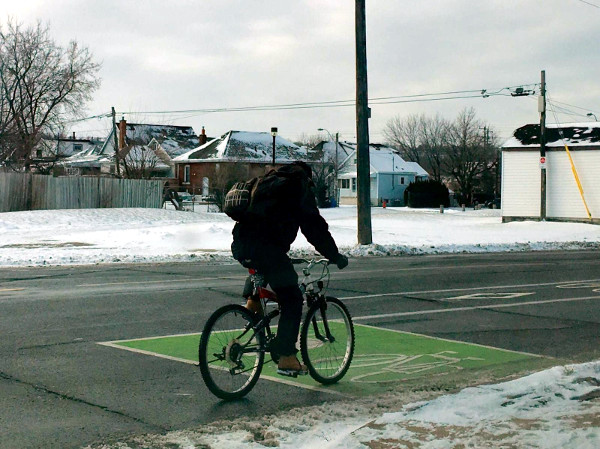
[64,123,199,167]
[306,140,353,163]
[503,122,600,149]
[173,130,307,163]
[338,144,429,177]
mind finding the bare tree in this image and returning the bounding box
[0,20,101,171]
[444,108,497,205]
[419,114,450,182]
[383,114,424,165]
[121,144,159,179]
[383,113,449,182]
[294,133,322,149]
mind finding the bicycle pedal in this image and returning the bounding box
[276,368,308,378]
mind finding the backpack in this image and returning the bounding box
[223,169,299,222]
[223,178,258,221]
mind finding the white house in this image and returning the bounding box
[337,143,429,206]
[502,122,600,224]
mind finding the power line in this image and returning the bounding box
[575,0,600,9]
[116,83,538,116]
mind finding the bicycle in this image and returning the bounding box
[198,258,355,400]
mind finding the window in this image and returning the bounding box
[73,144,83,152]
[339,179,350,189]
[202,177,209,196]
[353,158,357,164]
[351,177,356,192]
[401,176,405,185]
[183,165,191,184]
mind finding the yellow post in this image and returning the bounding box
[563,144,592,219]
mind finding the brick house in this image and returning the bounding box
[172,130,307,197]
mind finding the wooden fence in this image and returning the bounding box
[0,173,164,212]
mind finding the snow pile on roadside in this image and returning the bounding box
[87,360,600,448]
[1,206,600,267]
[354,360,600,448]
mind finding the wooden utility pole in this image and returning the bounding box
[355,0,372,244]
[111,107,121,177]
[539,70,546,220]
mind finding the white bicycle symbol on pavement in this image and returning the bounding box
[349,351,484,384]
[556,281,600,293]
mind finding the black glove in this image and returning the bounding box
[335,254,348,270]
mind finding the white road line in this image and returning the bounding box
[76,260,572,288]
[339,278,600,300]
[352,294,600,321]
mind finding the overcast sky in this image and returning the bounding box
[2,0,599,144]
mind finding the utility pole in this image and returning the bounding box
[539,70,546,220]
[111,107,120,177]
[335,131,339,206]
[355,0,372,244]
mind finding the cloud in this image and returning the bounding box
[2,0,598,142]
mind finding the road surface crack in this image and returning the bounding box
[0,371,167,432]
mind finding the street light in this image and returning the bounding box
[318,128,339,207]
[587,113,598,121]
[270,127,278,165]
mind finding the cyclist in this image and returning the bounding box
[231,161,348,377]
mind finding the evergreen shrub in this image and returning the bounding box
[404,179,450,208]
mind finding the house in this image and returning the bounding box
[502,122,600,223]
[337,143,429,206]
[304,140,354,205]
[28,133,104,173]
[172,130,307,196]
[61,120,202,177]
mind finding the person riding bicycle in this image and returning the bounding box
[231,161,348,377]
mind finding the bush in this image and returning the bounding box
[404,179,450,208]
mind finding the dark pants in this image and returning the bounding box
[243,252,303,356]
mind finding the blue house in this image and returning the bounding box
[337,144,429,206]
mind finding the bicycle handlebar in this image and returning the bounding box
[291,257,331,265]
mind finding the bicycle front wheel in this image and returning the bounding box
[198,304,264,400]
[300,296,355,384]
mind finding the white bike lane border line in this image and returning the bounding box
[97,322,546,398]
[338,278,600,301]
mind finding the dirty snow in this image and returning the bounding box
[87,360,600,449]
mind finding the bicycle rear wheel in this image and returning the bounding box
[300,296,355,384]
[198,304,264,400]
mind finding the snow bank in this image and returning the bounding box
[1,206,600,267]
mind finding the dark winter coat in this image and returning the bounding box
[231,164,340,263]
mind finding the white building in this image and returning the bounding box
[337,143,429,206]
[502,122,600,224]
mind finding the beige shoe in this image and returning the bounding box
[245,297,263,315]
[277,355,308,377]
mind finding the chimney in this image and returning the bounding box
[118,117,126,151]
[199,126,207,145]
[72,131,76,140]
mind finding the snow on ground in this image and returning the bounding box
[1,206,600,267]
[90,360,600,449]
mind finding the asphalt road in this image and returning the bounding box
[1,250,600,448]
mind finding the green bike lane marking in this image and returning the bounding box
[99,324,547,397]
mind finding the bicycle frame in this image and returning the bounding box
[244,259,337,357]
